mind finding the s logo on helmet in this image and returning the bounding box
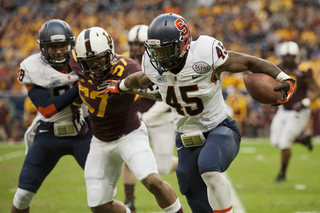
[174,19,190,37]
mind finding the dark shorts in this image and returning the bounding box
[18,117,92,193]
[175,116,241,212]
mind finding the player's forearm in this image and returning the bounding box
[125,89,162,101]
[28,84,79,118]
[249,58,283,79]
[225,52,283,79]
[124,71,151,89]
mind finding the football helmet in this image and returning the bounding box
[128,25,148,61]
[145,13,192,75]
[128,25,148,44]
[279,41,299,56]
[74,27,117,83]
[38,19,75,67]
[278,41,300,63]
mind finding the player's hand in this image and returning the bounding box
[98,80,123,101]
[71,105,89,136]
[274,78,295,104]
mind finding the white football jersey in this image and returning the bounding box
[142,35,229,133]
[18,53,88,123]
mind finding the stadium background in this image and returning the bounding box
[1,0,320,142]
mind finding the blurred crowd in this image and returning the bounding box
[1,0,320,141]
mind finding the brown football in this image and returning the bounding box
[243,73,284,105]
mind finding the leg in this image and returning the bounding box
[12,131,64,212]
[122,123,182,213]
[11,189,34,213]
[201,172,233,213]
[90,200,130,213]
[198,117,241,212]
[175,137,212,213]
[273,108,311,182]
[122,163,137,211]
[274,148,291,182]
[72,129,92,169]
[294,134,313,151]
[85,136,130,213]
[142,173,179,208]
[148,123,178,175]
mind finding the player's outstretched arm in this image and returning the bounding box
[217,51,295,103]
[98,71,154,101]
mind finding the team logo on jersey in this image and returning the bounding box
[156,75,167,82]
[50,79,62,87]
[192,62,211,74]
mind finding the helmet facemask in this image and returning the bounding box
[38,20,75,67]
[77,49,116,83]
[74,27,117,83]
[40,41,74,67]
[146,35,190,75]
[145,13,192,75]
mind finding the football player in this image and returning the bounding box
[98,13,295,213]
[69,26,184,213]
[121,24,178,212]
[12,19,92,213]
[270,41,319,182]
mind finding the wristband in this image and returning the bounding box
[276,72,291,83]
[119,80,129,91]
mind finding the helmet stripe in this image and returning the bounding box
[84,29,92,53]
[135,27,140,41]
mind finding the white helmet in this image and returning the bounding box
[128,25,148,44]
[278,41,299,56]
[74,27,117,82]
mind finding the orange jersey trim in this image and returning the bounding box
[38,104,58,118]
[213,205,233,213]
[25,85,36,92]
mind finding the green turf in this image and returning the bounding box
[0,138,319,213]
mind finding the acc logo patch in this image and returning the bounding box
[192,61,211,74]
[50,79,62,87]
[156,75,167,82]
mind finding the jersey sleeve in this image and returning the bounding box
[212,39,229,70]
[18,62,34,85]
[28,84,79,118]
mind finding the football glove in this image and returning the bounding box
[274,78,295,104]
[98,79,123,101]
[71,104,89,136]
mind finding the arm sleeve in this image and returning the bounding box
[28,84,79,118]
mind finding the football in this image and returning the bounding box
[243,73,284,105]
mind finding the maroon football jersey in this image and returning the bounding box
[139,98,156,113]
[278,63,313,110]
[70,55,141,141]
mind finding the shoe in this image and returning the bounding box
[303,135,313,151]
[124,198,136,212]
[274,173,286,183]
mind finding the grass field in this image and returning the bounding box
[0,138,319,213]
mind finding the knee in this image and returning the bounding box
[142,173,164,194]
[13,188,35,210]
[157,162,171,176]
[201,171,227,188]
